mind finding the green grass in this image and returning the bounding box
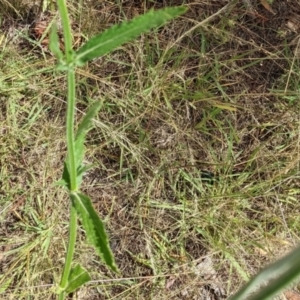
[1,0,300,299]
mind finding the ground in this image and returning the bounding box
[0,0,300,299]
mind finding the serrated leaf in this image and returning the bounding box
[70,192,118,272]
[65,264,91,294]
[75,6,187,66]
[49,23,64,61]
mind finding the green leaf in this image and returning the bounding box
[57,101,102,190]
[65,264,91,294]
[75,101,102,168]
[75,6,187,66]
[56,161,71,189]
[57,161,95,190]
[74,134,85,171]
[229,244,300,300]
[49,23,64,61]
[70,192,118,272]
[76,101,102,140]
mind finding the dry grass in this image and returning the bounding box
[0,0,300,299]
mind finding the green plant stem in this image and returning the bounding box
[57,0,73,64]
[57,0,77,191]
[58,203,77,299]
[57,0,78,298]
[66,68,77,191]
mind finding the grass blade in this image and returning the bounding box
[75,6,187,66]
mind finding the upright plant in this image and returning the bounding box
[51,1,187,299]
[48,1,300,299]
